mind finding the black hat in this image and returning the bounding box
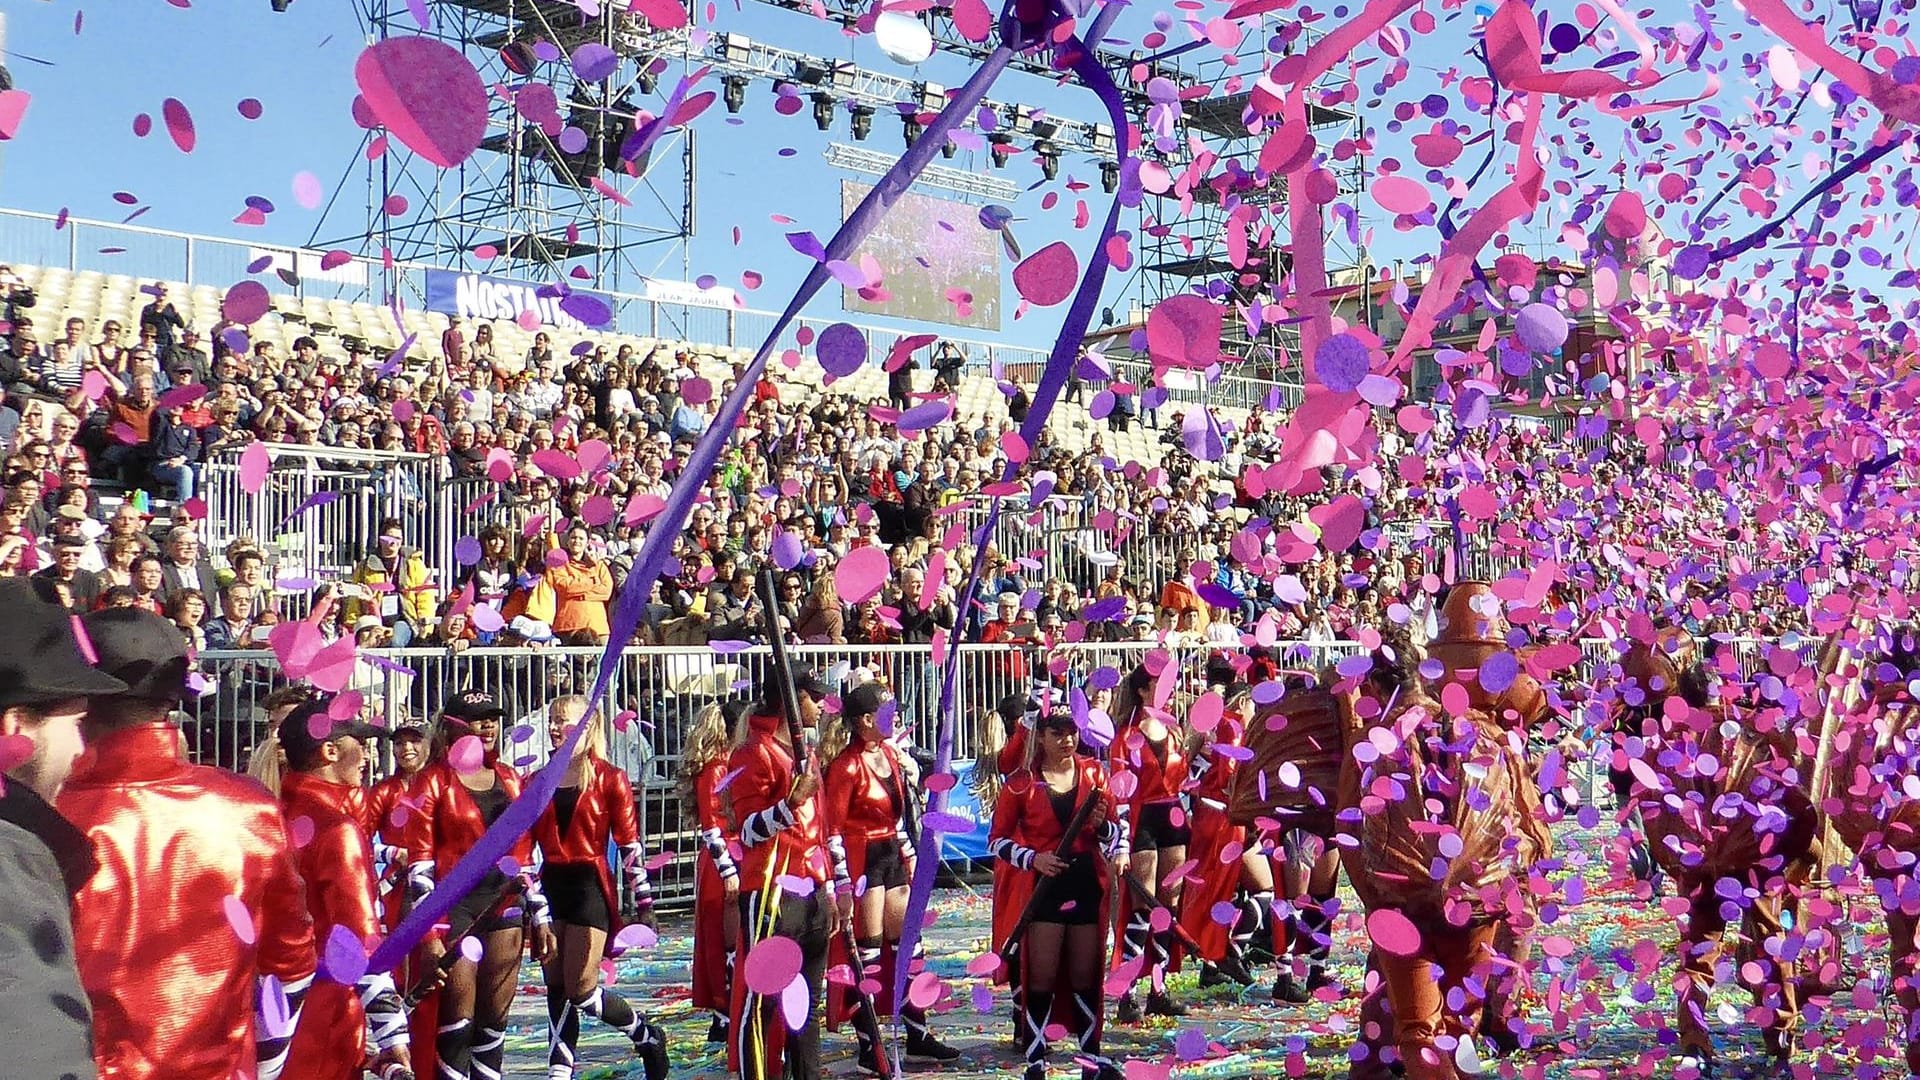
[842,683,886,720]
[442,687,504,723]
[0,580,127,708]
[278,697,387,769]
[762,664,829,704]
[79,607,185,703]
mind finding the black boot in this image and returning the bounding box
[1198,963,1229,989]
[1145,990,1188,1018]
[1114,994,1143,1025]
[706,1012,729,1044]
[1274,971,1309,1004]
[634,1021,669,1080]
[1216,948,1255,986]
[905,1030,961,1062]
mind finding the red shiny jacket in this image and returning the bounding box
[367,771,413,843]
[280,772,378,1080]
[989,755,1112,863]
[726,710,830,889]
[825,737,912,846]
[59,723,317,1080]
[1191,716,1244,808]
[1107,716,1189,818]
[403,759,531,936]
[532,757,639,926]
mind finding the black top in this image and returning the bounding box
[1049,784,1077,828]
[554,785,581,837]
[471,781,510,827]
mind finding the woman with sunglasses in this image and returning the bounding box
[990,707,1120,1080]
[402,687,552,1080]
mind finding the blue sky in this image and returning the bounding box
[0,0,1886,355]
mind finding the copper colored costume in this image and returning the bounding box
[59,722,317,1080]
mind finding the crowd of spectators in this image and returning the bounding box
[0,278,1790,770]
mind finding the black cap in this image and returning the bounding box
[278,697,387,769]
[762,664,829,704]
[442,687,504,722]
[0,580,127,708]
[80,607,185,703]
[842,683,886,720]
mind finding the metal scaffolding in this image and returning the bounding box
[309,0,694,301]
[1133,21,1365,377]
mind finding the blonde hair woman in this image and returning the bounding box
[529,695,667,1080]
[677,701,743,1043]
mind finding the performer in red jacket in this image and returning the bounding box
[276,697,412,1080]
[823,683,959,1072]
[1177,686,1260,988]
[990,707,1121,1080]
[728,665,837,1080]
[403,687,553,1080]
[680,700,743,1047]
[532,694,668,1080]
[1106,664,1191,1022]
[61,607,318,1080]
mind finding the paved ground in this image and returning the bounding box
[497,827,1914,1079]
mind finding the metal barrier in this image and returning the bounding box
[201,445,456,588]
[191,640,1368,905]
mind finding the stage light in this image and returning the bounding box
[638,65,660,95]
[902,115,924,147]
[722,76,748,114]
[849,104,875,141]
[941,139,957,160]
[270,0,293,10]
[988,132,1014,169]
[1037,140,1059,181]
[811,92,837,131]
[1100,160,1119,194]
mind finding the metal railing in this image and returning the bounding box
[200,444,457,590]
[189,639,1368,904]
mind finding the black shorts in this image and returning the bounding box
[1133,802,1191,851]
[448,869,523,937]
[1031,853,1103,926]
[542,862,612,931]
[862,838,910,890]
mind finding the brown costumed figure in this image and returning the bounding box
[1339,625,1551,1080]
[1617,629,1818,1076]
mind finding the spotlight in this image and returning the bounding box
[849,103,874,141]
[903,115,924,147]
[722,75,748,114]
[988,132,1014,169]
[638,65,660,95]
[1100,160,1119,194]
[810,92,836,131]
[941,139,957,160]
[1037,140,1059,181]
[270,0,293,10]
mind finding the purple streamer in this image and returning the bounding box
[891,9,1134,1026]
[368,25,1022,978]
[1707,131,1909,264]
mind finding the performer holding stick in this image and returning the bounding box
[1178,686,1257,989]
[531,695,668,1080]
[728,661,836,1080]
[403,688,554,1080]
[823,682,960,1072]
[679,700,745,1046]
[990,706,1122,1080]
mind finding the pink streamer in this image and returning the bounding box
[1742,0,1920,124]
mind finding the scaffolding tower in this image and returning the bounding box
[1134,22,1365,377]
[311,0,694,299]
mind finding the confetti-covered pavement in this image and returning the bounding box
[500,825,1913,1079]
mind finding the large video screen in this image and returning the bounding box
[841,181,1000,331]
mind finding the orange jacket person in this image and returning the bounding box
[61,607,317,1080]
[531,694,668,1080]
[276,697,412,1080]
